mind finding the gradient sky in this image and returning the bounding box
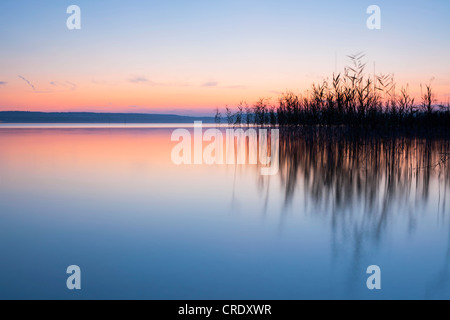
[0,0,449,115]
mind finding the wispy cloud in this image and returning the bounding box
[50,81,77,90]
[128,76,166,86]
[224,85,247,89]
[18,75,35,91]
[268,90,283,95]
[128,76,191,87]
[129,76,149,83]
[0,81,7,86]
[202,81,219,87]
[201,81,246,89]
[65,81,77,90]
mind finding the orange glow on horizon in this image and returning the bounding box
[0,76,449,114]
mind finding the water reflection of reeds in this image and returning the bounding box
[270,129,450,296]
[277,129,450,240]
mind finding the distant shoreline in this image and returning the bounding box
[0,111,215,123]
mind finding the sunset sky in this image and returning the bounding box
[0,0,449,115]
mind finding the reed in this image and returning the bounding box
[217,53,450,134]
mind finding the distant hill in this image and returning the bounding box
[0,111,215,123]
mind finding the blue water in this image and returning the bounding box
[0,126,449,299]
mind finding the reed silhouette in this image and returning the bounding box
[215,53,450,133]
[213,52,450,294]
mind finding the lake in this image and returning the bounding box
[0,125,449,299]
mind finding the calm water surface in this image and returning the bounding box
[0,125,449,299]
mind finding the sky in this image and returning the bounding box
[0,0,449,115]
